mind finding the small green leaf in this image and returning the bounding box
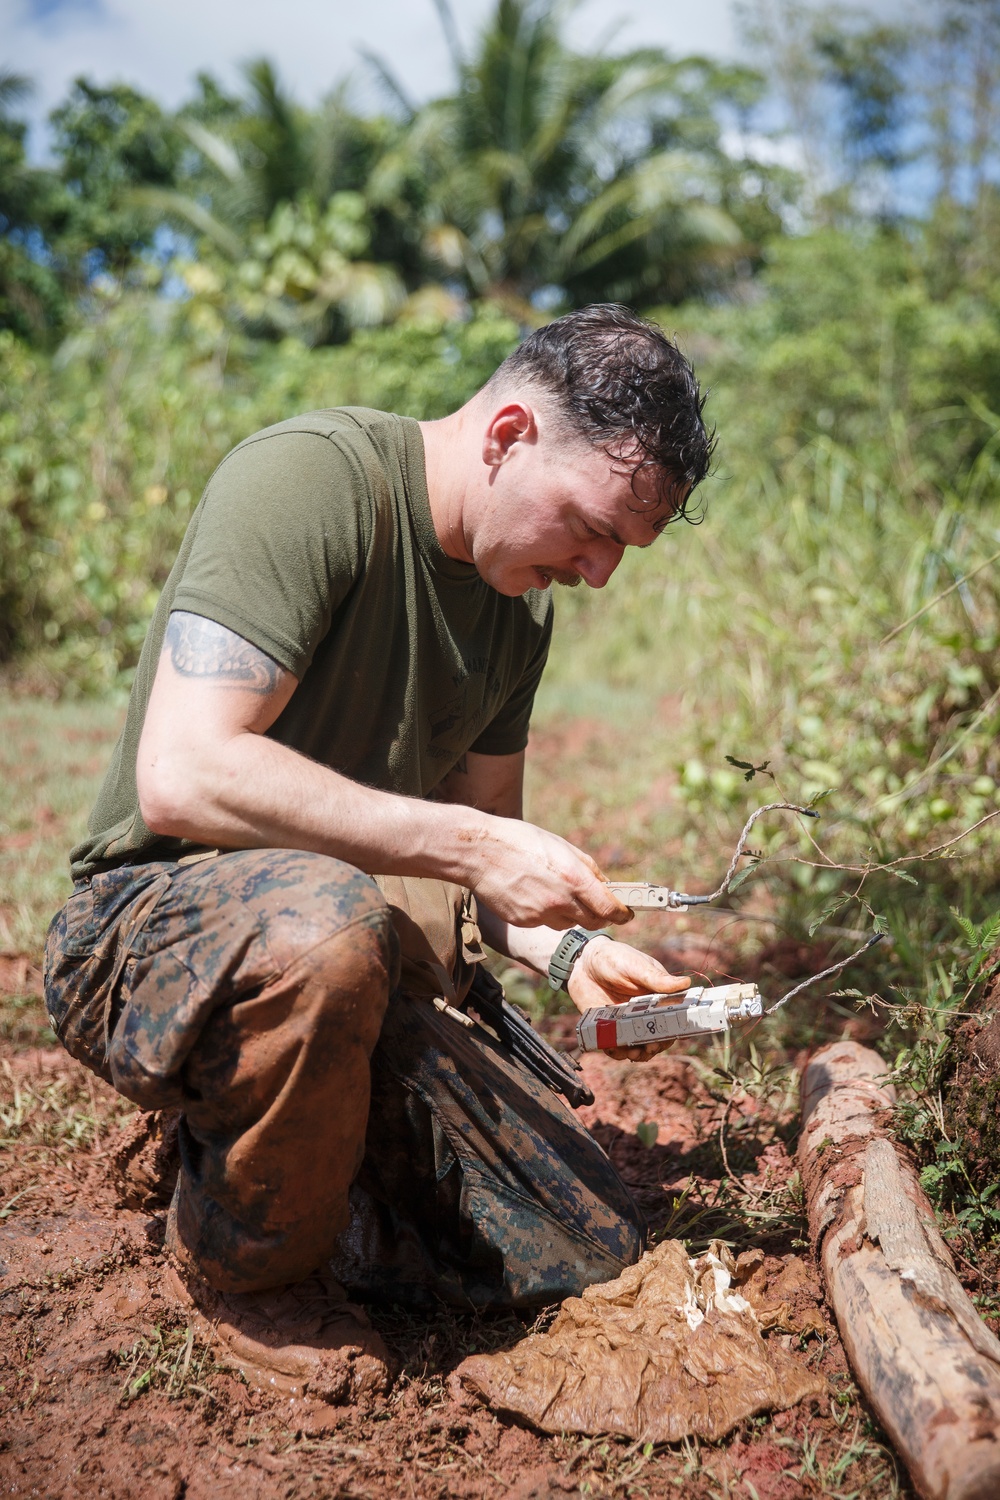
[725,754,771,781]
[808,893,851,936]
[635,1120,659,1149]
[951,908,980,946]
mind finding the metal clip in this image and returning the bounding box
[605,883,688,912]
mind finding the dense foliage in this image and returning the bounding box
[3,2,1000,1030]
[0,302,522,681]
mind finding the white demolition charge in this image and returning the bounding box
[576,983,763,1052]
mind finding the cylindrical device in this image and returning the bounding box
[576,983,763,1052]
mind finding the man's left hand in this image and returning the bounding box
[566,937,690,1063]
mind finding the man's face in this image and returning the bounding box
[469,406,679,598]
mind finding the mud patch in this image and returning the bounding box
[0,955,43,998]
[0,1207,143,1289]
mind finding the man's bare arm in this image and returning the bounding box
[137,613,631,931]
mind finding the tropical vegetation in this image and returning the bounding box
[3,0,1000,1118]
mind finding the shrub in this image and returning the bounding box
[0,299,519,688]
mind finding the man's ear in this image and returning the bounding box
[482,401,538,467]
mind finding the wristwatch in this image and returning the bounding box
[547,927,609,993]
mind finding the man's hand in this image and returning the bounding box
[466,818,632,930]
[433,752,631,930]
[568,938,690,1063]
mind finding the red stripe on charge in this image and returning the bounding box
[596,1017,619,1050]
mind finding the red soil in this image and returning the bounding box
[0,1045,908,1499]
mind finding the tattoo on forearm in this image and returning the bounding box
[164,612,281,694]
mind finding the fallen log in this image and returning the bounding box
[798,1039,1000,1500]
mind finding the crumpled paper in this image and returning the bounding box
[453,1239,826,1444]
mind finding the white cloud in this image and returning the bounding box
[720,127,809,172]
[8,0,911,160]
[9,0,744,157]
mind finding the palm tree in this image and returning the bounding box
[367,0,750,314]
[133,63,407,342]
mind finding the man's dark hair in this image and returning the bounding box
[487,303,714,523]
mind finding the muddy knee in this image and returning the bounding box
[196,863,400,1083]
[251,853,400,991]
[169,870,401,1293]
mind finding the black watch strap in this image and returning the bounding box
[547,926,608,993]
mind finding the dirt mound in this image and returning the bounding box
[944,959,1000,1187]
[577,1050,711,1141]
[106,1108,181,1211]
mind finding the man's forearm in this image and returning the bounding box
[140,726,490,884]
[138,616,632,932]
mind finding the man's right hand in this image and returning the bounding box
[464,816,632,930]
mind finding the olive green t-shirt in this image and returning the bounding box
[71,408,552,880]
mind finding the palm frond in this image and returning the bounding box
[128,186,245,260]
[431,0,466,75]
[0,70,32,112]
[358,49,416,121]
[178,119,244,185]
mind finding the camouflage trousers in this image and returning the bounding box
[43,849,644,1303]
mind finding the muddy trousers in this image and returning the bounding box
[43,850,644,1304]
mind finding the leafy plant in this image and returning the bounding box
[950,908,1000,981]
[919,1140,1000,1238]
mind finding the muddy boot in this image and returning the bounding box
[164,1259,394,1403]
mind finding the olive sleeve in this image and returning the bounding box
[171,430,370,680]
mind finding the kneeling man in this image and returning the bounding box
[45,303,712,1391]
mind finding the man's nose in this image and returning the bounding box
[576,539,625,589]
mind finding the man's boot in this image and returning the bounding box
[164,1256,394,1403]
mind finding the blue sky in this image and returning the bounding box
[7,0,910,158]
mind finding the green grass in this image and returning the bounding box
[0,693,123,960]
[0,694,123,1047]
